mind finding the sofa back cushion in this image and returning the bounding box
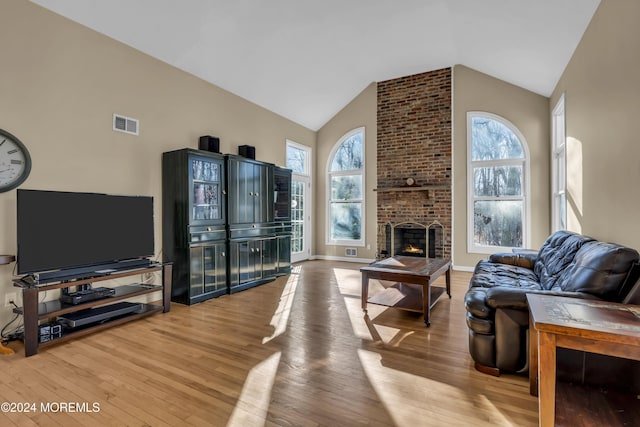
[534,231,594,290]
[558,241,639,300]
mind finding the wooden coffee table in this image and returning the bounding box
[361,256,451,326]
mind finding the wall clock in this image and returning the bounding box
[0,129,32,192]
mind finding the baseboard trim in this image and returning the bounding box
[311,255,375,264]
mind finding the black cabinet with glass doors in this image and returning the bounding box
[162,149,228,304]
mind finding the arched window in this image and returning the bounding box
[467,112,530,253]
[327,127,365,246]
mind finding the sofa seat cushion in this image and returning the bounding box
[469,259,542,291]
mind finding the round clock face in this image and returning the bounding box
[405,177,415,186]
[0,129,31,192]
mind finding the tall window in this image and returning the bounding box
[551,94,566,231]
[327,127,365,246]
[467,112,529,253]
[286,140,311,262]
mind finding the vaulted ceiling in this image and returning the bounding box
[31,0,600,130]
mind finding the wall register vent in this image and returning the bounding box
[113,114,139,135]
[345,248,357,257]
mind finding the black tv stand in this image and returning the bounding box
[13,263,172,357]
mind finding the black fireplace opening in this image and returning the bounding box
[384,222,442,258]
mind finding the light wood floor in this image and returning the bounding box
[1,261,540,426]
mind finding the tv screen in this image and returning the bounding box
[17,189,154,276]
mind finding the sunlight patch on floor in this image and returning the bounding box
[333,267,406,343]
[343,296,402,342]
[262,272,300,344]
[358,349,514,426]
[227,351,282,427]
[332,267,363,297]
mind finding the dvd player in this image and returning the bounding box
[57,302,142,328]
[60,286,115,305]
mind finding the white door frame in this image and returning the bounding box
[286,140,312,263]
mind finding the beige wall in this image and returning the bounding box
[550,0,640,248]
[315,83,377,261]
[0,1,315,325]
[453,65,550,268]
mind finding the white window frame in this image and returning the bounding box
[467,112,531,254]
[326,127,365,247]
[551,94,567,232]
[286,139,312,262]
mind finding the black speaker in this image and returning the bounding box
[198,135,220,153]
[238,145,256,160]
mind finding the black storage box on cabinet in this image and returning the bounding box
[162,148,228,304]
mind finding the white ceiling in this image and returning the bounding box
[31,0,600,131]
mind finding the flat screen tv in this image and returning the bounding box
[17,189,154,281]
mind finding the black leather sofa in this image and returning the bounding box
[464,230,640,376]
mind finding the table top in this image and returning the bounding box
[527,294,640,341]
[360,256,451,277]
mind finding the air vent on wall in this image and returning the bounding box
[345,248,357,257]
[113,114,139,136]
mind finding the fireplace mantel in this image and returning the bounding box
[374,185,449,198]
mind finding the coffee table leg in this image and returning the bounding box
[361,273,369,312]
[423,283,431,327]
[445,265,451,298]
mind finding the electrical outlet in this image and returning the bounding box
[4,292,17,308]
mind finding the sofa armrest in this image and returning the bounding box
[489,252,537,270]
[485,287,601,310]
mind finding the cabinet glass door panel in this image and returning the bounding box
[238,240,252,282]
[262,237,278,278]
[189,246,205,296]
[191,158,222,222]
[276,235,291,274]
[203,244,226,294]
[274,170,291,222]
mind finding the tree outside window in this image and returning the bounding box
[327,128,364,245]
[468,113,529,253]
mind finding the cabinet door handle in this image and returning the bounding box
[250,192,254,196]
[222,252,226,257]
[255,192,259,197]
[256,248,260,253]
[250,248,255,253]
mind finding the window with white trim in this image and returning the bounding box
[552,94,566,231]
[327,128,365,246]
[467,112,530,253]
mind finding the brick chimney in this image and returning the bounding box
[376,68,452,258]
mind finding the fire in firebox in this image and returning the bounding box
[403,244,424,255]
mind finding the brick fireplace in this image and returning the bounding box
[376,68,452,259]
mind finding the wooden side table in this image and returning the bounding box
[527,294,640,427]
